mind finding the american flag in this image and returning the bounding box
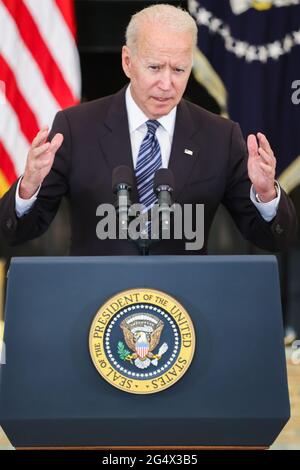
[0,0,81,197]
[136,343,149,359]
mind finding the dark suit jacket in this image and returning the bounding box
[0,87,297,255]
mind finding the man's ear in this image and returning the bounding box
[122,45,131,79]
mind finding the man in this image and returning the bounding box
[0,4,297,255]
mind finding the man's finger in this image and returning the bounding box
[259,161,275,177]
[247,134,259,158]
[32,142,51,159]
[49,133,64,153]
[258,146,276,167]
[34,158,55,171]
[31,126,49,148]
[257,132,274,156]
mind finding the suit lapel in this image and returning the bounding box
[168,100,199,200]
[99,87,139,202]
[99,90,200,204]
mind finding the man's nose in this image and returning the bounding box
[159,69,172,90]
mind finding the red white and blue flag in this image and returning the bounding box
[136,342,149,359]
[0,0,81,197]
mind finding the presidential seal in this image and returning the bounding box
[89,288,196,394]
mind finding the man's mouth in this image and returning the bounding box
[153,97,172,103]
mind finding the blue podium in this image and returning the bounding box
[0,256,289,449]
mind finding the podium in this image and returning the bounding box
[0,256,289,449]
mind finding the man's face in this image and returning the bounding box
[122,24,193,119]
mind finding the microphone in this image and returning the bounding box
[153,169,175,234]
[112,165,134,235]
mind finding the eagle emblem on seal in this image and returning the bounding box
[118,313,169,369]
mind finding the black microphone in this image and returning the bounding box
[112,165,134,235]
[153,169,175,234]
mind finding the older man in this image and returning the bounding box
[0,4,297,254]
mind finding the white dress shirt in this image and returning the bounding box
[15,85,280,221]
[125,85,176,169]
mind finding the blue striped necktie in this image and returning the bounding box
[135,120,162,212]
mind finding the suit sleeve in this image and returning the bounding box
[0,110,71,245]
[223,122,298,252]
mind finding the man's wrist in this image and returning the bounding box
[19,178,40,200]
[255,183,279,203]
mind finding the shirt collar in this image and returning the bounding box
[125,85,177,138]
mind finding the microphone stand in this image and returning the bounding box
[137,238,151,256]
[114,171,173,255]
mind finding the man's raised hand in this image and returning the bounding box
[19,126,64,199]
[247,132,277,203]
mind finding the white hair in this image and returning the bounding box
[125,4,197,52]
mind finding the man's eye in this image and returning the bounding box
[174,68,185,73]
[148,65,160,71]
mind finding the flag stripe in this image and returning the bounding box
[0,1,60,128]
[24,0,81,99]
[0,55,39,143]
[2,0,78,109]
[54,0,76,38]
[0,141,18,186]
[0,97,30,175]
